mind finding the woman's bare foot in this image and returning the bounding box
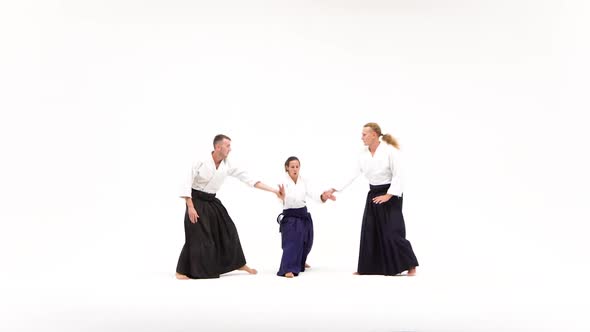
[238,265,258,275]
[407,267,417,276]
[176,272,190,280]
[352,272,360,275]
[305,263,311,268]
[285,272,295,278]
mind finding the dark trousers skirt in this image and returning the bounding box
[357,184,419,275]
[176,189,247,279]
[277,207,314,277]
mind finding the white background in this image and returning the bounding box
[1,1,589,331]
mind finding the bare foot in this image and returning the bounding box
[285,272,295,278]
[238,265,258,275]
[352,272,360,275]
[407,267,417,276]
[176,272,190,280]
[305,263,311,268]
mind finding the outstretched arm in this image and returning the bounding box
[254,181,282,199]
[332,157,362,194]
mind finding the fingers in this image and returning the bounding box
[189,209,199,223]
[321,191,337,202]
[372,195,392,204]
[326,189,336,200]
[277,184,285,198]
[276,184,285,199]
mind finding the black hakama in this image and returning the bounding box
[357,184,419,275]
[176,189,247,278]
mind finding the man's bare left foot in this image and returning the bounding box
[238,265,258,275]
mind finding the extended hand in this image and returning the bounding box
[321,189,337,202]
[277,184,286,201]
[372,194,393,204]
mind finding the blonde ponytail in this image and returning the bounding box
[364,122,400,149]
[381,133,400,149]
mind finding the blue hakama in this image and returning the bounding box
[277,206,314,277]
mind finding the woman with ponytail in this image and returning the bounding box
[328,122,419,276]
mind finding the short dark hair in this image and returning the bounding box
[284,156,300,171]
[213,134,231,147]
